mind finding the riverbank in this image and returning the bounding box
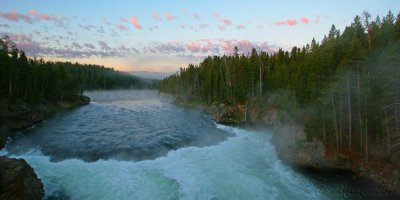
[0,95,90,198]
[173,97,400,195]
[0,95,90,149]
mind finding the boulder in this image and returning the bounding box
[0,156,44,200]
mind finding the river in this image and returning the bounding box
[0,90,375,199]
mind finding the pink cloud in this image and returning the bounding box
[143,39,277,59]
[116,24,128,31]
[121,18,128,23]
[165,12,177,21]
[217,17,233,30]
[236,24,246,29]
[152,12,161,21]
[0,10,66,27]
[222,18,232,26]
[287,20,297,26]
[212,13,220,19]
[300,17,309,24]
[222,40,233,53]
[275,19,298,26]
[37,14,52,21]
[237,40,252,52]
[28,9,36,16]
[186,42,201,52]
[130,16,142,29]
[0,11,32,23]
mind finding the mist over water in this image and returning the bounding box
[1,90,339,199]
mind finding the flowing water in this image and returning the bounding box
[0,90,374,199]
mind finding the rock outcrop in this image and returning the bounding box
[0,156,44,200]
[206,102,245,124]
[267,109,352,171]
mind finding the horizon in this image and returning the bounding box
[1,0,399,73]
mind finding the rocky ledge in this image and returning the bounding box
[271,122,352,170]
[205,102,246,124]
[0,156,44,200]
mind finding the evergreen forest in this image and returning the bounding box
[0,36,158,105]
[160,11,400,162]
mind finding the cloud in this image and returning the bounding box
[236,24,246,29]
[165,12,177,21]
[0,24,10,28]
[314,16,320,23]
[120,18,128,23]
[198,24,209,29]
[300,17,309,24]
[71,42,82,49]
[148,25,160,31]
[217,17,232,30]
[0,11,32,23]
[130,16,142,29]
[181,9,189,15]
[97,26,106,34]
[2,32,138,58]
[152,12,161,21]
[84,43,95,49]
[153,41,185,54]
[186,42,201,53]
[79,24,96,31]
[28,9,36,16]
[275,19,298,26]
[98,40,111,51]
[212,13,233,30]
[192,14,200,20]
[181,9,200,20]
[116,24,129,31]
[35,13,67,27]
[180,24,195,30]
[212,13,220,19]
[275,16,319,26]
[0,10,67,27]
[144,39,277,58]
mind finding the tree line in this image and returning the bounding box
[160,11,400,162]
[0,36,158,105]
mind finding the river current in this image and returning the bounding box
[1,90,355,199]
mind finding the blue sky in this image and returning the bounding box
[0,0,399,72]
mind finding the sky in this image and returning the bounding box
[0,0,399,72]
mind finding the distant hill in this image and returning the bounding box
[130,71,175,80]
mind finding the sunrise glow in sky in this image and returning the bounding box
[0,0,399,72]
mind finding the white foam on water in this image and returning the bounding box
[6,125,328,200]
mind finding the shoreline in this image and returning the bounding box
[0,95,90,149]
